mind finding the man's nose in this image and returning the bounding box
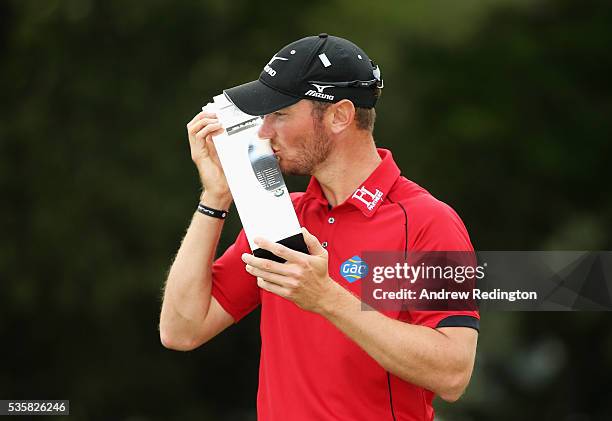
[258,115,275,139]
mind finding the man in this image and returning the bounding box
[160,34,479,420]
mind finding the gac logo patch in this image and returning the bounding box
[340,256,369,283]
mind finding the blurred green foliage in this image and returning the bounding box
[1,0,611,420]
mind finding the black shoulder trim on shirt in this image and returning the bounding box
[436,315,480,331]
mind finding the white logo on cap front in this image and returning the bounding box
[264,55,289,77]
[267,55,289,65]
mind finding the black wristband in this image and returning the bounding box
[197,203,228,219]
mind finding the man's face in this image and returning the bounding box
[257,100,332,176]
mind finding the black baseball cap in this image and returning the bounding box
[224,33,383,116]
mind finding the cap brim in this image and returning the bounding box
[224,79,301,116]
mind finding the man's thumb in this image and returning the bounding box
[301,227,325,256]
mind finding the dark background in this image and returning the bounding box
[1,0,611,420]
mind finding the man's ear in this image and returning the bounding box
[329,100,356,134]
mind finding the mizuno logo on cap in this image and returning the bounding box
[305,83,334,100]
[264,55,289,77]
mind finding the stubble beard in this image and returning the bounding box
[279,122,332,176]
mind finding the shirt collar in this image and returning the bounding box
[304,148,401,217]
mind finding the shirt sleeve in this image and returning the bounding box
[211,229,261,323]
[401,198,480,330]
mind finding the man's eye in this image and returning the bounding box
[273,112,285,116]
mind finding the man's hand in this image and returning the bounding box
[186,111,231,202]
[241,227,334,314]
[242,228,478,401]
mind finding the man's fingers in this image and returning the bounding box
[186,112,202,128]
[188,117,220,136]
[186,110,217,128]
[253,237,307,263]
[194,123,223,143]
[242,253,296,276]
[256,277,291,298]
[245,264,295,287]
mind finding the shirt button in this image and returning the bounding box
[322,241,328,248]
[328,217,335,224]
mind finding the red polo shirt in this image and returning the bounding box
[211,148,479,421]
